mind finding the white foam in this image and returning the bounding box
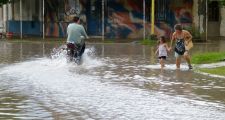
[193,62,225,78]
[1,60,225,119]
[142,64,190,70]
[50,47,105,69]
[198,62,225,68]
[196,71,225,79]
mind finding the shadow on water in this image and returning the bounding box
[0,40,225,119]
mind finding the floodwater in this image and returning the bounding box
[0,40,225,120]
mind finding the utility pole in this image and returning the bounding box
[42,0,45,39]
[151,0,155,35]
[102,0,104,41]
[143,0,146,39]
[205,0,208,41]
[20,0,22,39]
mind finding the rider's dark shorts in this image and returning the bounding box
[67,43,76,50]
[66,43,85,57]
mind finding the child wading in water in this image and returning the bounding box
[155,36,171,69]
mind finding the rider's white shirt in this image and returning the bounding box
[67,23,88,45]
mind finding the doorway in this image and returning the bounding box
[86,0,102,36]
[208,1,220,37]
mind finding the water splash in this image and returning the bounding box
[141,63,190,71]
[50,45,104,69]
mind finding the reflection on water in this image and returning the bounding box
[0,40,225,119]
[0,41,61,64]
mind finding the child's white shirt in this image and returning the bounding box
[158,44,167,57]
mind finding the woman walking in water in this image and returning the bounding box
[170,24,193,69]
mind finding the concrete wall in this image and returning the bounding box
[192,0,203,38]
[13,0,19,20]
[220,7,225,37]
[3,4,8,32]
[0,7,3,33]
[5,0,43,36]
[8,20,41,35]
[0,7,3,25]
[13,0,41,21]
[192,0,225,37]
[192,0,199,30]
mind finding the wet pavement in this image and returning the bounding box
[0,40,225,120]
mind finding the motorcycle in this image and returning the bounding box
[66,43,85,65]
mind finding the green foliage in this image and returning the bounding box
[148,34,158,41]
[199,66,225,76]
[192,28,200,39]
[140,34,158,46]
[140,38,157,46]
[220,0,225,6]
[0,0,10,6]
[212,0,225,7]
[103,39,114,43]
[192,52,225,64]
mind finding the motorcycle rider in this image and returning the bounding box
[66,16,89,61]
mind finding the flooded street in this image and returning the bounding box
[0,40,225,120]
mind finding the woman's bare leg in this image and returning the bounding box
[176,57,181,69]
[184,52,192,69]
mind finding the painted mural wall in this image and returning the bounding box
[105,0,193,39]
[105,0,144,38]
[45,0,87,37]
[44,0,193,38]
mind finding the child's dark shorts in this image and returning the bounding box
[158,56,167,60]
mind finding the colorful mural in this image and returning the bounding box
[43,0,193,38]
[105,0,144,38]
[45,0,65,37]
[45,0,87,37]
[105,0,193,39]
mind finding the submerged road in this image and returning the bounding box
[0,41,225,119]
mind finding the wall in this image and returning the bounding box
[43,0,194,38]
[0,7,3,31]
[5,0,43,36]
[4,0,195,38]
[7,20,41,36]
[44,0,86,37]
[105,0,144,38]
[105,0,193,39]
[220,7,225,36]
[2,4,8,32]
[192,0,199,33]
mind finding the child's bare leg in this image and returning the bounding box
[160,58,165,69]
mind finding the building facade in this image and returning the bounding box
[0,0,225,39]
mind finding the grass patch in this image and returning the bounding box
[199,66,225,76]
[102,39,115,43]
[192,52,225,64]
[140,38,157,46]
